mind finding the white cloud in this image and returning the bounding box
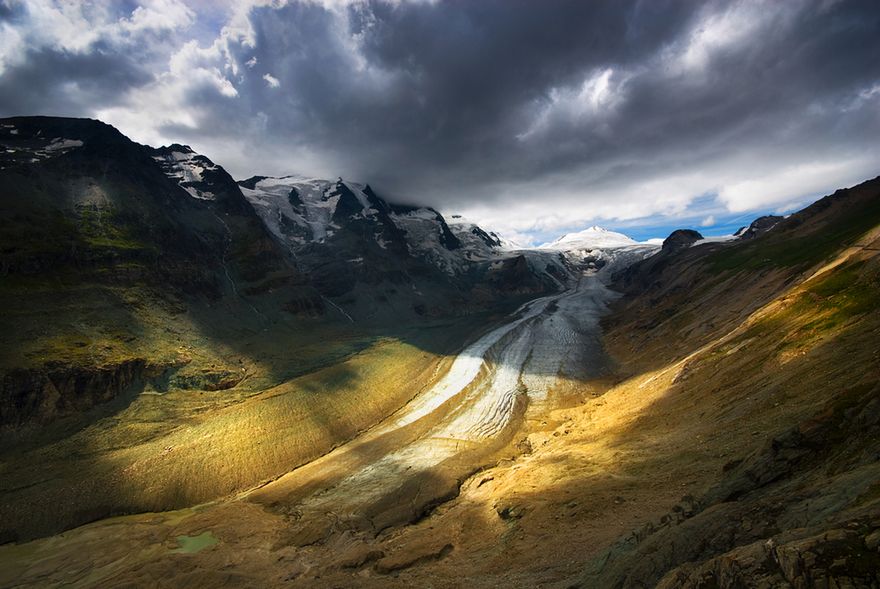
[0,0,195,75]
[122,0,195,35]
[448,149,880,243]
[700,215,715,227]
[516,67,628,141]
[95,32,241,146]
[671,1,792,74]
[263,73,280,88]
[0,22,23,75]
[717,156,880,212]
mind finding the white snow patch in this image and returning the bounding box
[3,135,84,163]
[239,176,352,242]
[692,234,737,246]
[152,149,219,200]
[45,138,83,152]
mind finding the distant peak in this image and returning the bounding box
[540,225,636,250]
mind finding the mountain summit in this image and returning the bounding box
[539,225,638,250]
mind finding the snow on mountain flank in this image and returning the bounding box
[692,234,738,246]
[151,146,219,200]
[238,175,345,243]
[447,214,523,252]
[238,174,534,277]
[0,124,84,169]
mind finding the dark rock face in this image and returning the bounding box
[0,360,170,427]
[662,229,704,253]
[471,225,502,248]
[489,255,548,294]
[735,214,784,240]
[434,210,463,251]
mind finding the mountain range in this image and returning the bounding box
[1,116,879,589]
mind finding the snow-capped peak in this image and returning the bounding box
[539,226,637,250]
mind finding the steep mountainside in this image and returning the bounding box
[581,176,880,587]
[0,116,313,426]
[239,174,567,319]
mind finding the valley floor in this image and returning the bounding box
[0,270,621,588]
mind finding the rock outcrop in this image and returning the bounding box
[661,228,703,252]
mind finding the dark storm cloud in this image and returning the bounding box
[2,0,879,240]
[0,47,154,115]
[209,0,705,184]
[201,0,879,222]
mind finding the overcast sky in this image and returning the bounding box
[1,0,878,244]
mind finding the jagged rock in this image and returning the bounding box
[336,545,385,569]
[735,215,784,240]
[865,530,880,551]
[496,503,526,520]
[1,359,174,427]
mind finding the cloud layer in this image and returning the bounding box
[1,0,878,242]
